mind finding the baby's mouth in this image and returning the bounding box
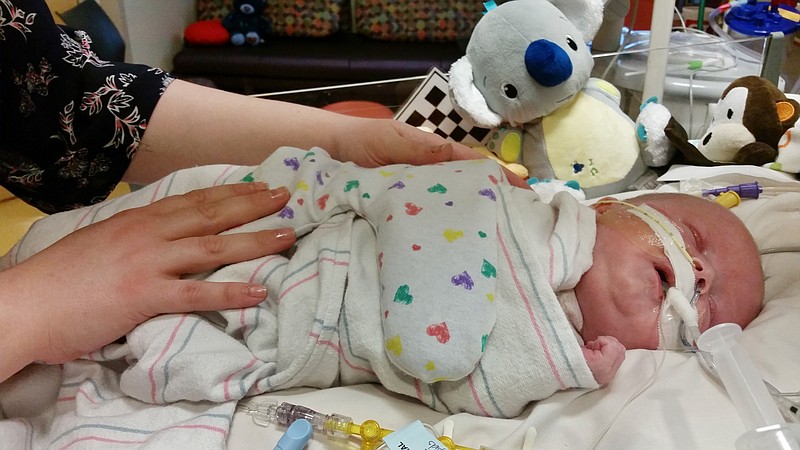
[655,263,675,301]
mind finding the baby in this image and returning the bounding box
[574,191,764,383]
[7,147,764,419]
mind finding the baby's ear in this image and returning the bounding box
[590,197,619,213]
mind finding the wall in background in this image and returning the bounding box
[45,0,195,70]
[116,0,194,70]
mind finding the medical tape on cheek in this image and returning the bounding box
[627,205,699,350]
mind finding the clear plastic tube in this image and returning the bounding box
[697,323,783,429]
[697,323,800,449]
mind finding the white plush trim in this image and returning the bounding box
[448,57,503,128]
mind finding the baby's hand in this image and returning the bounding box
[582,336,626,385]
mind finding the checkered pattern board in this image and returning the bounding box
[394,68,492,146]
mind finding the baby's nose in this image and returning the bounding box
[693,257,713,295]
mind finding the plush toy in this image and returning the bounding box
[448,0,670,198]
[222,0,271,46]
[184,19,230,46]
[664,76,800,171]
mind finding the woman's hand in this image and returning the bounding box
[331,118,531,188]
[331,118,479,166]
[0,182,295,382]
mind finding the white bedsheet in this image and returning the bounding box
[228,166,800,450]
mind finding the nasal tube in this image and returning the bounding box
[697,323,800,449]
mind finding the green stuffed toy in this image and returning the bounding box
[448,0,671,198]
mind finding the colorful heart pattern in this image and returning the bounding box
[394,284,413,305]
[443,229,464,243]
[427,183,447,194]
[426,322,450,344]
[278,206,294,219]
[284,157,300,171]
[479,188,496,201]
[317,194,329,210]
[451,271,475,290]
[344,180,360,192]
[385,335,403,356]
[404,202,422,216]
[270,150,504,379]
[481,259,497,279]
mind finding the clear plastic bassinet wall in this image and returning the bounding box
[592,29,777,140]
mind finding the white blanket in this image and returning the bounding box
[0,147,597,449]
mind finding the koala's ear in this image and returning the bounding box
[547,0,606,40]
[448,57,503,128]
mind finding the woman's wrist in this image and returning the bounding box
[0,266,39,383]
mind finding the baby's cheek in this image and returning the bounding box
[696,296,712,331]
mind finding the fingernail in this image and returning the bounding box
[274,227,296,240]
[270,186,289,199]
[432,143,452,154]
[251,182,269,191]
[247,284,268,298]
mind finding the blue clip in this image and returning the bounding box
[483,1,497,13]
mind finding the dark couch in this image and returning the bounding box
[172,32,467,95]
[170,0,486,97]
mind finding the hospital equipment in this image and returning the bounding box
[595,199,702,349]
[237,400,480,450]
[697,323,800,449]
[701,181,800,199]
[274,419,312,450]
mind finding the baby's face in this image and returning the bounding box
[574,193,764,350]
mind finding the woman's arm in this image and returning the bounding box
[0,182,295,383]
[124,80,481,184]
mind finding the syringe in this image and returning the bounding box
[697,323,800,449]
[701,182,800,199]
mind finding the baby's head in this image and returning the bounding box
[574,192,764,350]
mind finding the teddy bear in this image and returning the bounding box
[663,76,800,171]
[447,0,671,198]
[222,0,271,46]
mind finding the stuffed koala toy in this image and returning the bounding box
[448,0,667,198]
[665,76,800,170]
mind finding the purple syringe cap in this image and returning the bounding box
[702,182,762,199]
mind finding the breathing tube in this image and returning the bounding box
[594,200,701,350]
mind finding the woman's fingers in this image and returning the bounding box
[149,182,269,213]
[146,279,274,315]
[156,184,290,239]
[164,227,296,274]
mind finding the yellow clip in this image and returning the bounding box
[347,419,477,450]
[715,191,741,208]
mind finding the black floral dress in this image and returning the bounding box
[0,0,174,213]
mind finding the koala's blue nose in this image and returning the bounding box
[524,39,573,87]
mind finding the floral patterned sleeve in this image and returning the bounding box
[0,0,174,213]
